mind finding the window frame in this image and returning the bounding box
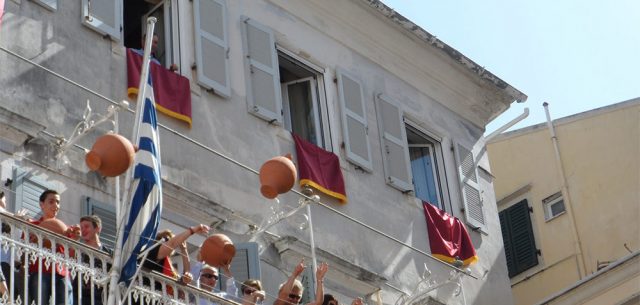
[277,47,329,149]
[405,121,450,211]
[542,192,566,221]
[281,76,323,147]
[81,0,122,41]
[142,0,180,71]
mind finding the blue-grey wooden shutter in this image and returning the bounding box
[454,143,485,230]
[375,94,413,192]
[12,168,50,219]
[81,0,121,40]
[336,69,372,171]
[241,17,282,124]
[499,199,538,277]
[218,242,261,291]
[194,0,230,97]
[84,197,117,249]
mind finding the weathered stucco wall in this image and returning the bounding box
[488,99,640,305]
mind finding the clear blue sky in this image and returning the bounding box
[382,0,640,134]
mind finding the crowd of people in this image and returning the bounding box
[0,189,365,305]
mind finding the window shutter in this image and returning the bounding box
[499,199,538,277]
[33,0,57,11]
[218,242,261,290]
[84,197,117,249]
[194,0,230,97]
[12,168,50,219]
[375,94,413,192]
[454,143,485,230]
[81,0,121,40]
[241,17,282,124]
[336,69,372,171]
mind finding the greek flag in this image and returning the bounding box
[119,75,163,284]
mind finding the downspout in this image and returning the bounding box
[543,102,586,279]
[485,107,529,142]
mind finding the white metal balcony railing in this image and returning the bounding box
[0,213,240,305]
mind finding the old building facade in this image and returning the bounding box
[0,0,525,304]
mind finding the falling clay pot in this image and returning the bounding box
[200,234,236,267]
[38,218,68,249]
[259,154,297,199]
[86,133,135,177]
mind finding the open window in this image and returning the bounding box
[279,52,325,147]
[407,125,446,210]
[123,0,179,70]
[375,94,451,211]
[241,17,327,147]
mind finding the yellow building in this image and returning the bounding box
[487,98,640,305]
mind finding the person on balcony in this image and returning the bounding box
[240,279,266,305]
[141,225,209,294]
[274,259,329,305]
[27,189,80,305]
[75,215,112,305]
[191,263,238,305]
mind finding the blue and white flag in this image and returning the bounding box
[119,75,163,284]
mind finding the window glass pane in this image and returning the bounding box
[287,81,317,145]
[410,146,440,208]
[550,200,565,216]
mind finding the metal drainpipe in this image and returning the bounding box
[543,102,587,279]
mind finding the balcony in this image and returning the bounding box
[0,213,239,305]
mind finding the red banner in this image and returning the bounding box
[127,48,192,127]
[292,133,347,203]
[0,0,5,31]
[423,201,477,266]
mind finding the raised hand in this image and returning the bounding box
[316,262,329,280]
[293,258,306,277]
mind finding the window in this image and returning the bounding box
[407,126,444,210]
[499,199,539,277]
[82,0,122,40]
[375,95,453,210]
[123,0,179,70]
[241,18,327,147]
[542,192,565,221]
[279,52,324,147]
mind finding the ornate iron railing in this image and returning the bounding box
[0,213,240,305]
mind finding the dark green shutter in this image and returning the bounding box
[499,199,538,277]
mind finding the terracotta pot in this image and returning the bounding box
[38,218,67,249]
[200,234,236,267]
[86,133,135,177]
[259,154,297,199]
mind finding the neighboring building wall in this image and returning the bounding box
[0,0,524,304]
[488,99,640,305]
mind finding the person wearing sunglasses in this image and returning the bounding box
[274,259,329,305]
[240,279,265,305]
[193,263,239,305]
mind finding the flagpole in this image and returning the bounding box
[107,17,157,305]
